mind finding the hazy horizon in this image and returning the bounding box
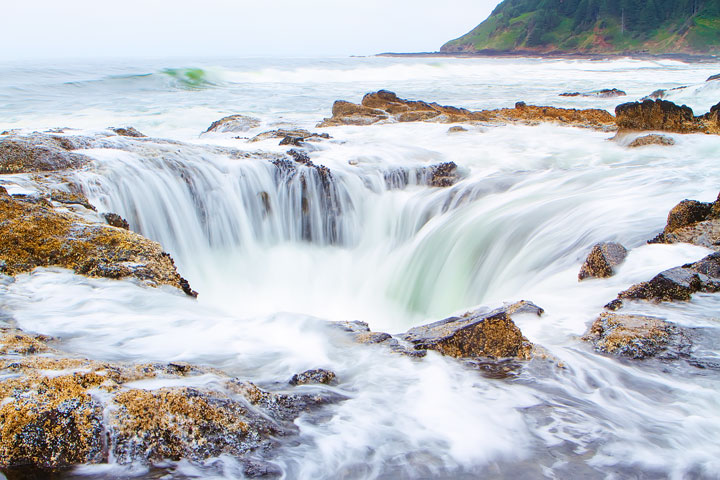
[0,1,501,61]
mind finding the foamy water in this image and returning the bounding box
[1,56,720,479]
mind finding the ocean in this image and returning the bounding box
[1,56,720,479]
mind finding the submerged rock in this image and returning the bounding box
[204,114,261,134]
[578,242,628,281]
[583,312,682,359]
[289,369,337,386]
[627,134,675,148]
[0,134,90,174]
[402,301,543,359]
[560,88,626,98]
[0,187,196,297]
[249,129,330,144]
[649,192,720,249]
[111,126,146,138]
[422,161,460,187]
[318,90,616,130]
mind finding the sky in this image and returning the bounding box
[0,0,500,60]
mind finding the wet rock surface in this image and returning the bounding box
[615,99,720,134]
[402,301,543,359]
[110,127,146,138]
[608,252,720,308]
[627,134,675,148]
[578,242,628,280]
[249,129,330,144]
[649,193,720,249]
[0,186,196,297]
[560,88,626,98]
[204,114,261,134]
[102,212,130,230]
[0,327,341,474]
[318,90,616,130]
[583,312,684,359]
[0,135,91,174]
[289,369,337,386]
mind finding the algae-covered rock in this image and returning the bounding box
[615,99,705,133]
[583,312,680,359]
[289,369,337,386]
[111,127,146,138]
[578,242,628,281]
[204,115,261,134]
[318,90,616,130]
[627,134,675,148]
[402,301,543,359]
[649,193,720,249]
[0,135,90,174]
[0,187,196,296]
[103,212,130,230]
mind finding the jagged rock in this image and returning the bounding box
[0,134,90,173]
[649,193,720,249]
[578,242,628,281]
[560,88,626,98]
[111,127,146,138]
[318,90,616,130]
[608,252,720,308]
[0,187,196,297]
[204,114,261,134]
[402,301,543,359]
[627,134,675,148]
[103,212,130,230]
[615,99,702,133]
[422,162,460,187]
[249,129,330,143]
[583,313,682,359]
[289,369,337,386]
[0,328,342,473]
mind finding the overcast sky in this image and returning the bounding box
[0,0,500,60]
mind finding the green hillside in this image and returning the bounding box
[441,0,720,54]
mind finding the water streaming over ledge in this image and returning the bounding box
[1,57,720,479]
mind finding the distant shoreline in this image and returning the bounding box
[376,50,720,64]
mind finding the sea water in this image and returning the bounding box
[1,56,720,479]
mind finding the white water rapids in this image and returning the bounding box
[1,57,720,479]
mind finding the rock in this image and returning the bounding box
[609,252,720,307]
[249,129,330,143]
[578,242,628,281]
[103,212,130,230]
[50,189,96,211]
[0,134,90,174]
[402,301,542,359]
[707,74,720,81]
[642,89,667,100]
[627,134,675,148]
[421,162,460,187]
[289,369,337,386]
[111,127,146,138]
[649,193,720,249]
[615,99,701,133]
[0,188,196,297]
[318,90,616,130]
[279,136,304,146]
[583,312,681,359]
[560,88,626,98]
[0,327,342,472]
[204,115,261,134]
[447,126,469,134]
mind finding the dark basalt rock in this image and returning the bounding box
[615,99,700,133]
[204,115,261,134]
[0,135,90,174]
[111,127,146,138]
[627,134,675,148]
[402,301,543,359]
[103,212,130,230]
[289,369,337,386]
[583,312,683,359]
[607,252,720,308]
[578,242,628,281]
